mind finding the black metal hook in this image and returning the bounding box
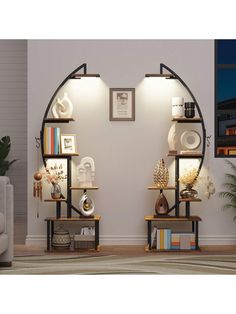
[206,135,211,147]
[35,137,41,149]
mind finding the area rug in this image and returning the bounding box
[1,254,236,274]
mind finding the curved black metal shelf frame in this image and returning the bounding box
[40,63,99,218]
[160,63,206,216]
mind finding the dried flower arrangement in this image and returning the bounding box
[179,168,198,187]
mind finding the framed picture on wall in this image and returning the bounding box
[109,88,135,121]
[61,134,77,154]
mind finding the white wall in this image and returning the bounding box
[0,40,27,244]
[27,40,236,246]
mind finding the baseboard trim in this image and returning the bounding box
[25,234,236,246]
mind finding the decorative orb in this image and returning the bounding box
[34,171,42,181]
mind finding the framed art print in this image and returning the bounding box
[109,88,135,121]
[61,134,77,154]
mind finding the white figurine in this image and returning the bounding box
[77,157,95,187]
[51,92,73,119]
[167,123,177,153]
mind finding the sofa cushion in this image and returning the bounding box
[0,212,5,234]
[0,233,8,255]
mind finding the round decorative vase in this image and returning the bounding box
[51,183,61,199]
[153,159,169,188]
[52,225,71,249]
[180,184,198,199]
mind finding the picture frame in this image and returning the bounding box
[109,88,135,121]
[60,134,77,154]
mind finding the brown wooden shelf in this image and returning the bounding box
[145,215,202,222]
[168,153,203,158]
[70,186,99,190]
[71,74,100,78]
[145,74,175,78]
[172,117,202,123]
[148,185,176,190]
[44,199,66,202]
[44,118,75,123]
[45,215,101,221]
[179,198,201,202]
[43,153,79,158]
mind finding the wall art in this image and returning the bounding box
[109,88,135,121]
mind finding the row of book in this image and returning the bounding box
[151,227,196,250]
[44,127,61,154]
[226,127,236,135]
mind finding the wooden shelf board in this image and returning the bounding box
[44,199,67,202]
[44,118,75,123]
[179,198,202,202]
[145,215,202,222]
[172,117,202,123]
[148,185,176,190]
[145,74,175,78]
[45,215,101,221]
[71,74,100,78]
[70,186,99,190]
[43,153,79,158]
[168,153,203,158]
[155,249,201,252]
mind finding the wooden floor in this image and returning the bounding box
[14,244,236,256]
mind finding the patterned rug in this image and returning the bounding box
[1,254,236,274]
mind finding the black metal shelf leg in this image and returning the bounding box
[147,220,152,250]
[95,220,99,250]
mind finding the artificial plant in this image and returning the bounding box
[219,159,236,221]
[0,136,17,175]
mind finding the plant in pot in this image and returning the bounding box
[0,136,17,175]
[219,159,236,221]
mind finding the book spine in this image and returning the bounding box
[160,229,164,250]
[168,229,171,249]
[47,127,51,154]
[51,127,54,154]
[44,127,48,154]
[54,128,57,154]
[156,229,160,250]
[164,229,167,249]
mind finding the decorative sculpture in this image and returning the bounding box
[77,157,95,187]
[78,192,95,217]
[51,92,73,119]
[167,123,177,154]
[155,193,169,216]
[153,159,169,188]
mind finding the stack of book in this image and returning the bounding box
[44,127,61,154]
[151,227,196,250]
[156,228,172,250]
[171,233,196,250]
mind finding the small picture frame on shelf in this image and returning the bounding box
[109,88,135,121]
[61,134,77,154]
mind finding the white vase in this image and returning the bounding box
[172,97,184,118]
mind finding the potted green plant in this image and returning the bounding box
[219,159,236,221]
[0,136,17,175]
